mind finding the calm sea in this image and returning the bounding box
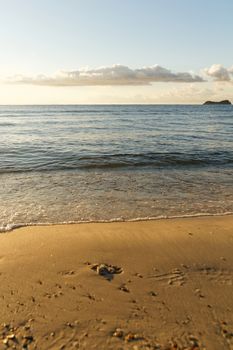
[0,104,232,231]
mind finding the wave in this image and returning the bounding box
[0,150,232,174]
[1,211,233,233]
[0,122,16,127]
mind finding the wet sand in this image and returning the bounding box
[0,215,233,349]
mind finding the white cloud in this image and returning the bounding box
[8,64,205,86]
[228,65,233,74]
[204,64,233,81]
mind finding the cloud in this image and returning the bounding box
[8,64,205,86]
[229,65,233,74]
[204,64,233,81]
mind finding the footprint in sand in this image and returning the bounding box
[213,319,233,349]
[168,334,201,350]
[193,265,233,286]
[58,270,76,276]
[149,268,186,286]
[44,290,64,299]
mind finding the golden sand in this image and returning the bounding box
[0,216,233,349]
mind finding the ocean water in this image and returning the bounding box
[0,104,232,231]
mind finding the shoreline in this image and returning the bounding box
[1,215,233,349]
[1,211,233,233]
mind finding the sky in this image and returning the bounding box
[0,0,233,104]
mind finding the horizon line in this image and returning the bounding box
[0,102,215,106]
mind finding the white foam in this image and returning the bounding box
[1,211,233,233]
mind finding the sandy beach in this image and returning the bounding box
[0,215,233,349]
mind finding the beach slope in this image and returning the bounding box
[0,216,233,349]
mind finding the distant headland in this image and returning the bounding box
[203,100,231,105]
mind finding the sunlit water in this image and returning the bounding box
[0,104,232,231]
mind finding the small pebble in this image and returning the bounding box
[119,285,130,293]
[23,335,34,341]
[124,332,140,342]
[149,291,157,297]
[66,322,73,328]
[7,334,16,340]
[113,328,124,338]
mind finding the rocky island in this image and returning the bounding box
[203,99,231,105]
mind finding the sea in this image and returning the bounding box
[0,104,232,232]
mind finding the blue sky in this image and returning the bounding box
[0,0,232,103]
